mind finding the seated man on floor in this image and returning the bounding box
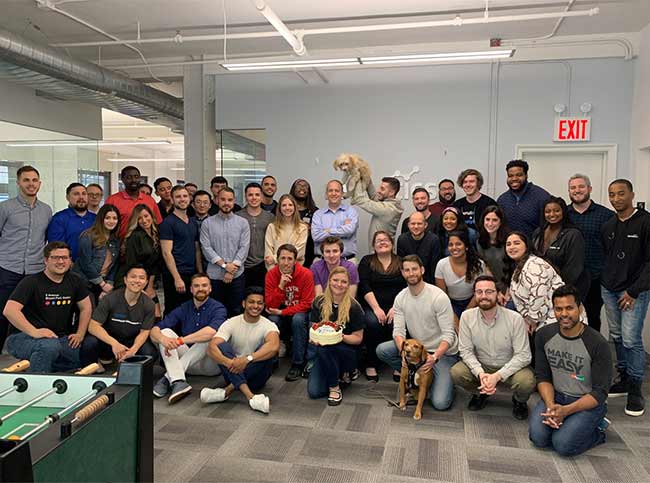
[201,287,280,413]
[310,236,359,297]
[149,273,227,404]
[450,275,534,420]
[3,241,91,373]
[264,244,315,382]
[529,285,612,457]
[80,264,158,369]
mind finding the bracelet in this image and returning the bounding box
[177,337,184,346]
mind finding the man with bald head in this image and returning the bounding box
[397,211,441,284]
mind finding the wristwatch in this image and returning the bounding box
[220,262,227,269]
[246,354,254,363]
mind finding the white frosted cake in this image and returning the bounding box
[309,321,343,345]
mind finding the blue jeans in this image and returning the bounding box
[267,312,309,365]
[307,343,358,398]
[529,392,607,457]
[6,332,80,373]
[601,287,649,381]
[216,342,273,392]
[376,340,459,410]
[211,275,245,318]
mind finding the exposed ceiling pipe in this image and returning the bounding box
[509,0,577,43]
[251,0,306,56]
[54,7,600,49]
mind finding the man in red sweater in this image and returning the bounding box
[265,243,315,381]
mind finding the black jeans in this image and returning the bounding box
[583,277,604,332]
[0,267,24,351]
[80,334,158,366]
[162,271,194,317]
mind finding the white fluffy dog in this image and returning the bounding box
[333,153,372,196]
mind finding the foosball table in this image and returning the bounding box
[0,355,153,482]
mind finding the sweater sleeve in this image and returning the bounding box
[357,256,373,299]
[281,269,315,316]
[560,229,586,288]
[264,269,285,310]
[534,327,553,384]
[516,258,555,324]
[584,330,612,404]
[392,292,406,339]
[496,313,532,381]
[627,217,650,297]
[458,312,484,377]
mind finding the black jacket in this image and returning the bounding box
[601,209,650,297]
[396,231,441,284]
[531,227,590,300]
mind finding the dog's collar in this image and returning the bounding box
[406,361,425,389]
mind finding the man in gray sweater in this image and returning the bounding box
[376,254,458,410]
[450,275,535,419]
[351,176,404,247]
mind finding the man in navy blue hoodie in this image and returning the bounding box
[601,179,650,417]
[497,160,550,237]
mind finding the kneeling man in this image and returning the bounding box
[529,285,612,457]
[202,287,280,413]
[149,273,227,404]
[450,275,535,419]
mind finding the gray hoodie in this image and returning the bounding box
[351,179,404,246]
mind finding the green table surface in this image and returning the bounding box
[0,406,63,440]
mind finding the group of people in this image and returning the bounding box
[0,156,648,458]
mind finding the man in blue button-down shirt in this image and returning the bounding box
[149,274,227,404]
[47,183,96,261]
[200,187,250,318]
[311,180,359,261]
[0,166,52,350]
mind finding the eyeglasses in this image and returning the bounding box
[48,255,70,261]
[87,193,102,198]
[474,289,497,296]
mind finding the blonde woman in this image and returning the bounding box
[307,267,365,406]
[264,194,309,269]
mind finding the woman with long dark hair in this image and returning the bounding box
[531,196,589,301]
[476,205,510,292]
[437,206,478,255]
[289,179,318,268]
[73,204,121,303]
[307,267,365,406]
[435,230,486,327]
[358,231,406,382]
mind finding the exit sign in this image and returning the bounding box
[554,117,591,142]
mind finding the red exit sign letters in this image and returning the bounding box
[554,117,591,142]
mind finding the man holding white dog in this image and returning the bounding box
[351,176,404,246]
[450,275,535,420]
[376,254,458,410]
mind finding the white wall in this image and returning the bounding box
[214,58,634,253]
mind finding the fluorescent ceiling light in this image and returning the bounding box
[361,49,514,64]
[7,140,172,147]
[108,158,184,162]
[222,58,359,71]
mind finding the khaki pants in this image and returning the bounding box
[450,361,535,402]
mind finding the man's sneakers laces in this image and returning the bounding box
[200,387,270,414]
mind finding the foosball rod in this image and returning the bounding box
[0,380,67,425]
[19,382,107,441]
[0,378,28,399]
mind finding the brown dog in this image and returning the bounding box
[399,339,434,420]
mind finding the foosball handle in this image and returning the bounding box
[2,360,30,373]
[75,363,100,375]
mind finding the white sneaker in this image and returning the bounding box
[278,341,287,358]
[249,394,270,414]
[200,387,228,404]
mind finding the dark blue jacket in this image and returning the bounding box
[497,182,550,237]
[47,208,96,261]
[72,233,120,286]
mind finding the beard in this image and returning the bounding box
[194,292,209,302]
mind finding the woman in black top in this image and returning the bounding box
[476,205,510,293]
[437,206,478,255]
[307,266,365,406]
[115,204,163,317]
[358,231,406,382]
[290,179,318,268]
[531,196,589,301]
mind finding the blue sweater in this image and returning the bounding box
[497,182,550,237]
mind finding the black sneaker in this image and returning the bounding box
[467,394,489,411]
[625,380,645,417]
[285,364,303,382]
[301,360,314,379]
[609,372,629,398]
[512,396,529,420]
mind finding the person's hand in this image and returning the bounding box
[497,291,510,306]
[161,335,180,352]
[618,291,636,311]
[224,272,234,284]
[67,332,84,349]
[373,307,387,325]
[267,307,282,316]
[279,273,292,290]
[421,353,437,373]
[229,356,248,374]
[541,403,567,428]
[479,372,500,395]
[343,218,352,225]
[225,263,238,275]
[386,308,396,324]
[119,347,137,362]
[33,328,57,339]
[264,255,275,266]
[174,277,186,293]
[111,342,129,360]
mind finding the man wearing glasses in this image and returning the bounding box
[2,241,92,373]
[450,275,535,420]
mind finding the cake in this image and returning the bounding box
[309,321,343,345]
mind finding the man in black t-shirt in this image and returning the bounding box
[453,169,497,229]
[3,241,92,373]
[80,265,157,367]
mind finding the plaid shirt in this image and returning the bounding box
[567,201,615,279]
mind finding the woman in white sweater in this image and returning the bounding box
[264,194,309,269]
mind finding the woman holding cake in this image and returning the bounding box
[307,267,365,406]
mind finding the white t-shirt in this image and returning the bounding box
[215,315,279,357]
[435,257,485,301]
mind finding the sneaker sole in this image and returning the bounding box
[624,407,645,417]
[608,393,628,399]
[168,386,192,404]
[153,390,169,398]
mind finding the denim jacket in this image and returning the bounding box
[72,233,120,285]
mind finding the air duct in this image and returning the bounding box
[0,26,184,130]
